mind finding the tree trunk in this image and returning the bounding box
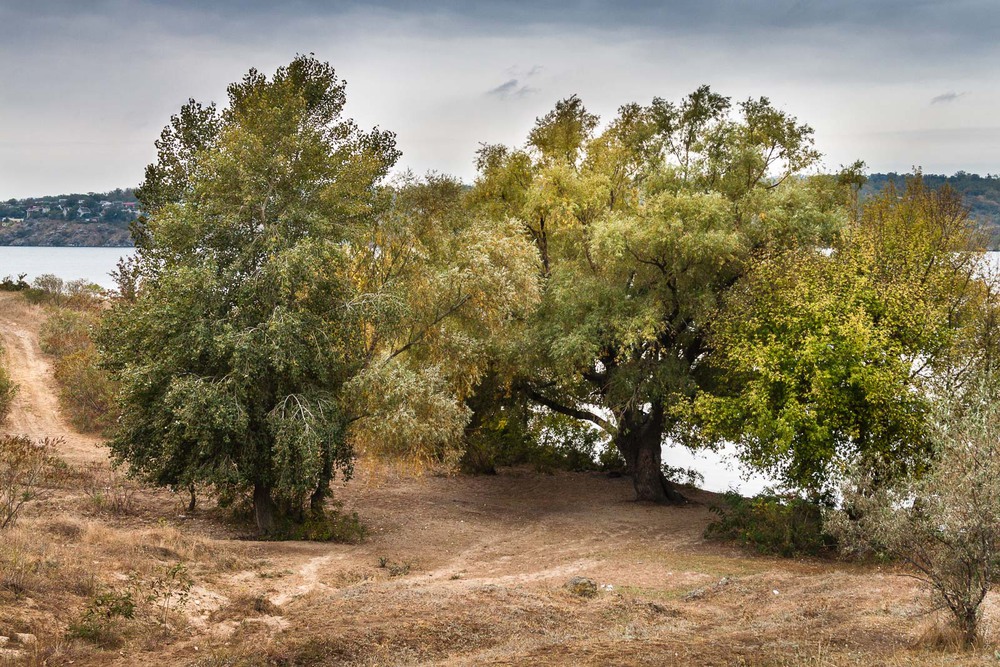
[614,403,687,505]
[310,448,334,512]
[253,484,278,535]
[958,606,980,649]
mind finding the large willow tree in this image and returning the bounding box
[100,56,538,534]
[472,89,845,502]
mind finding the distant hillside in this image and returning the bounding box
[0,189,137,246]
[863,172,1000,248]
[4,175,1000,247]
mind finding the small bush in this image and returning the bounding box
[0,273,29,292]
[84,465,138,516]
[0,362,16,425]
[828,381,1000,649]
[39,308,117,434]
[23,275,104,309]
[376,556,412,577]
[53,348,117,433]
[705,491,836,557]
[269,506,368,543]
[0,436,56,530]
[39,309,94,357]
[67,588,136,648]
[67,563,193,648]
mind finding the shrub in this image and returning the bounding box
[53,348,117,433]
[0,274,29,291]
[827,381,1000,649]
[84,465,138,516]
[705,491,836,557]
[39,308,117,434]
[0,362,16,425]
[0,435,56,530]
[39,309,94,357]
[67,588,137,648]
[271,506,368,543]
[68,564,194,648]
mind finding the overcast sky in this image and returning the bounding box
[2,0,999,199]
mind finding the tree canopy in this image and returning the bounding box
[100,56,538,534]
[695,176,1000,493]
[470,87,846,502]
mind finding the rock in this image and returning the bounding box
[0,637,8,646]
[566,576,599,598]
[683,576,731,602]
[14,633,36,645]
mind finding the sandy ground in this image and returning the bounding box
[0,293,104,463]
[1,291,998,666]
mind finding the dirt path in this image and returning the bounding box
[0,292,106,463]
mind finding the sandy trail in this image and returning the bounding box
[0,292,106,463]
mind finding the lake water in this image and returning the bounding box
[0,246,134,290]
[3,246,994,494]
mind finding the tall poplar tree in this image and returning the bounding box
[100,56,538,534]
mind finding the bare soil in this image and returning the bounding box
[0,291,997,666]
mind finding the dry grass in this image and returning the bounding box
[5,456,1000,666]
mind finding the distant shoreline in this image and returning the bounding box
[0,244,133,248]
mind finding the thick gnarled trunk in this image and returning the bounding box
[253,484,278,535]
[614,403,687,505]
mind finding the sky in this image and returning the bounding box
[2,0,999,199]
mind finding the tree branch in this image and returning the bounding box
[523,384,616,436]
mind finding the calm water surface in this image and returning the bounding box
[0,246,134,290]
[2,246,994,494]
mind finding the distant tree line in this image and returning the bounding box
[864,172,1000,248]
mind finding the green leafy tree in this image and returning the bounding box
[696,176,999,493]
[100,56,538,534]
[472,88,843,502]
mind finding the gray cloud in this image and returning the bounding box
[488,64,542,98]
[931,91,968,104]
[2,1,1000,197]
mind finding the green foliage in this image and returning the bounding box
[68,588,136,648]
[864,171,1000,248]
[39,308,117,434]
[472,86,843,501]
[68,563,194,649]
[100,56,537,535]
[705,491,835,557]
[462,377,612,474]
[660,464,704,488]
[269,507,368,543]
[695,175,998,493]
[0,274,29,291]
